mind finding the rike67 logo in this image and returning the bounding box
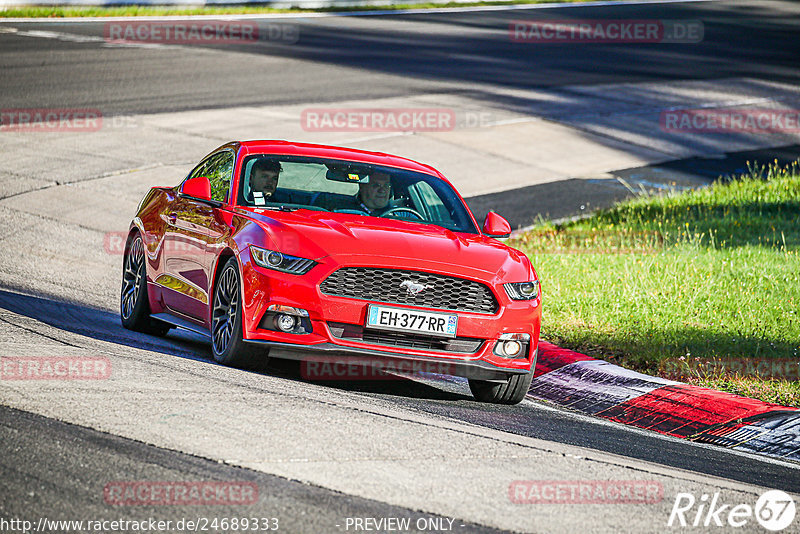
[668,490,796,531]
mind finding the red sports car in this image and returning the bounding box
[121,141,541,404]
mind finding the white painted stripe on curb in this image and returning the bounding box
[529,397,800,469]
[0,0,714,23]
[528,359,679,414]
[719,412,800,460]
[530,349,800,463]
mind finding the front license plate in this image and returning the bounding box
[366,305,458,338]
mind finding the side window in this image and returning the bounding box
[205,152,235,203]
[409,181,449,222]
[186,159,209,182]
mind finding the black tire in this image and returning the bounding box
[211,257,260,368]
[468,372,533,405]
[120,234,171,336]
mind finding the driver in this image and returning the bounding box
[319,171,419,219]
[356,171,392,214]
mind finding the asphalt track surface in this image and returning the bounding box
[2,1,800,532]
[3,0,800,226]
[1,0,800,114]
[2,289,799,492]
[0,405,503,534]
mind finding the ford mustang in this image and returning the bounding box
[121,141,541,404]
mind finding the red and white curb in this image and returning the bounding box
[530,342,800,462]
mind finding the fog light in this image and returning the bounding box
[494,333,530,358]
[275,313,297,332]
[503,340,522,357]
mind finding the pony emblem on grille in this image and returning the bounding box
[400,280,432,296]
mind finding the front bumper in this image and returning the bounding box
[246,339,538,381]
[238,248,541,380]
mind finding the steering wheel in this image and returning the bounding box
[381,207,424,220]
[334,208,368,215]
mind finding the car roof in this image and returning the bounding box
[237,140,442,178]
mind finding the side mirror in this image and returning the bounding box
[180,176,212,200]
[482,212,511,238]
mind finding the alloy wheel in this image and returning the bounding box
[121,236,145,320]
[212,265,239,355]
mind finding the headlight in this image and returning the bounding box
[503,281,539,300]
[250,246,316,275]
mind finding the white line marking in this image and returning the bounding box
[0,0,714,23]
[3,27,103,42]
[0,25,227,50]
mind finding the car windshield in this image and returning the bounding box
[237,155,478,233]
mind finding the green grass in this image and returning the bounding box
[0,0,594,18]
[510,160,800,407]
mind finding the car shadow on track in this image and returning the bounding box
[263,358,474,402]
[0,288,472,402]
[0,287,212,362]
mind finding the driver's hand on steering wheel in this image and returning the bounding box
[381,205,425,221]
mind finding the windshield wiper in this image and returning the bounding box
[254,205,299,212]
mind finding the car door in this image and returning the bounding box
[160,151,234,323]
[202,151,237,324]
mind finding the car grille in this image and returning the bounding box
[328,322,484,354]
[319,268,498,314]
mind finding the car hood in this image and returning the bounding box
[236,208,532,280]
